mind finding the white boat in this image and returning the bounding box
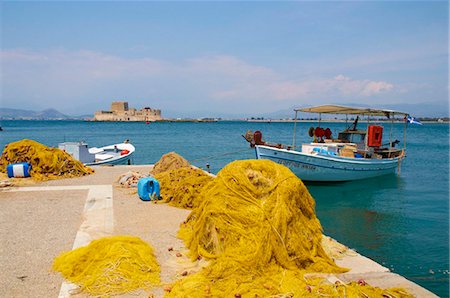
[244,105,409,182]
[58,141,135,166]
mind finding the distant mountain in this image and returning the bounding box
[37,108,70,119]
[0,108,38,119]
[378,102,449,118]
[0,108,74,120]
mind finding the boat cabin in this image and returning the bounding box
[58,142,95,164]
[337,130,366,147]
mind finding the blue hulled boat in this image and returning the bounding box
[245,105,408,182]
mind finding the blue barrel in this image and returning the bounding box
[137,177,161,201]
[7,162,32,178]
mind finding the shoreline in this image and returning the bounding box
[0,118,448,124]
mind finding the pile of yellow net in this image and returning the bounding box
[166,160,412,297]
[154,167,214,209]
[53,236,160,296]
[0,139,93,181]
[151,151,190,175]
[179,160,340,271]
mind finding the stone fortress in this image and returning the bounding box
[94,101,162,122]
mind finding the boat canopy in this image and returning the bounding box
[295,105,409,117]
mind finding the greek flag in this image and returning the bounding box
[406,115,423,125]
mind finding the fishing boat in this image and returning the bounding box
[58,141,135,166]
[244,105,409,182]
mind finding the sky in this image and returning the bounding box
[1,1,448,118]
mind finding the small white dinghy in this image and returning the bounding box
[58,141,135,166]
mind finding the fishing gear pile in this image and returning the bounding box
[53,236,160,296]
[179,159,342,271]
[166,159,412,297]
[151,152,190,175]
[154,167,214,209]
[117,171,147,188]
[0,139,93,181]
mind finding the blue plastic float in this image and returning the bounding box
[137,177,161,201]
[7,162,32,178]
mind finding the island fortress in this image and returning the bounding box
[94,101,162,122]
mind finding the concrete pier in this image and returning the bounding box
[0,165,437,297]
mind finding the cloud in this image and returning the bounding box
[1,49,171,110]
[186,55,274,78]
[231,74,395,102]
[334,74,350,81]
[1,49,167,82]
[1,49,397,114]
[361,81,394,96]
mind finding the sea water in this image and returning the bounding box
[0,120,448,297]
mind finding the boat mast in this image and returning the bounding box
[292,110,298,149]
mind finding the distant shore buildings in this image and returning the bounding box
[94,101,162,122]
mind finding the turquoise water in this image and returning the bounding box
[1,120,448,297]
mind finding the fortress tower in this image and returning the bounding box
[110,101,129,112]
[94,101,162,122]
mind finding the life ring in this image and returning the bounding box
[308,126,315,137]
[120,149,130,155]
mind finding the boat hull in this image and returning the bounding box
[84,152,133,166]
[255,145,401,182]
[85,143,135,166]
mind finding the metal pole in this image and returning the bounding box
[364,114,368,157]
[292,110,298,149]
[389,116,393,158]
[404,116,407,150]
[398,115,408,174]
[389,117,393,149]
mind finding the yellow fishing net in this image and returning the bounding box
[166,159,413,297]
[154,166,214,209]
[178,159,340,272]
[53,235,160,297]
[166,262,411,297]
[151,151,190,175]
[0,139,93,181]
